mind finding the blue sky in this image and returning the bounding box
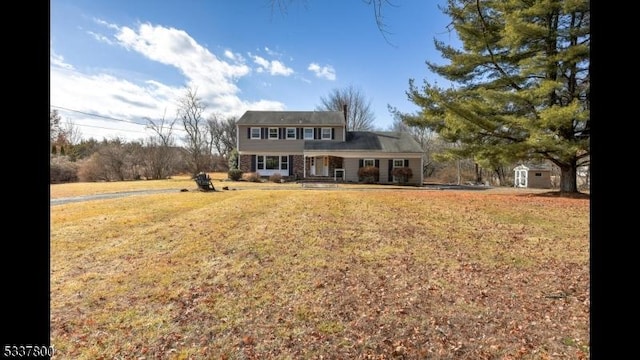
[50,0,458,142]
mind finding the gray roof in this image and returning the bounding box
[237,110,345,126]
[516,163,552,171]
[305,131,423,153]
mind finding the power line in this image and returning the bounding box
[51,105,148,126]
[73,123,148,134]
[51,105,188,137]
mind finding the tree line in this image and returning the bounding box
[50,84,382,183]
[51,82,584,188]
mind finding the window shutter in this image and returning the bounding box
[314,128,319,139]
[359,159,363,168]
[289,155,294,176]
[374,159,379,168]
[404,159,409,167]
[331,128,335,139]
[388,159,393,181]
[280,128,285,139]
[251,155,256,172]
[297,128,301,139]
[247,128,250,139]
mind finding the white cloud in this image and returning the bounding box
[248,99,286,111]
[87,30,115,45]
[307,63,336,81]
[224,49,247,64]
[50,50,74,70]
[50,20,289,142]
[113,22,251,98]
[269,60,294,76]
[251,55,294,76]
[50,68,167,141]
[93,18,119,30]
[264,47,282,57]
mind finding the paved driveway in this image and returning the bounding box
[50,189,181,206]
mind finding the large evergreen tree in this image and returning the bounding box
[401,0,589,193]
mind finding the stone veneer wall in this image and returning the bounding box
[291,155,304,179]
[329,156,343,175]
[239,155,252,173]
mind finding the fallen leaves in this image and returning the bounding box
[50,188,589,359]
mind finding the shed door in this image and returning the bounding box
[515,169,527,187]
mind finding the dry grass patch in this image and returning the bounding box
[50,187,589,359]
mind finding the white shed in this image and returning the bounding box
[514,164,552,189]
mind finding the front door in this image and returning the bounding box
[309,157,316,176]
[321,156,329,176]
[309,156,329,176]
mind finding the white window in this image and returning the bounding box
[250,127,261,139]
[265,155,279,169]
[256,155,289,171]
[363,159,375,167]
[304,128,314,140]
[321,127,332,140]
[393,159,405,168]
[268,128,279,139]
[286,128,296,139]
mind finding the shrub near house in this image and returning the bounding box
[391,167,413,184]
[357,166,380,183]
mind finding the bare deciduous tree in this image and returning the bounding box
[50,109,63,144]
[51,109,83,159]
[62,118,82,146]
[96,139,127,181]
[206,114,238,164]
[177,87,210,175]
[317,85,375,131]
[144,109,178,179]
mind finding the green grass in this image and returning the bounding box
[50,179,590,359]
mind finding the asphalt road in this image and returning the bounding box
[52,183,552,206]
[50,189,181,206]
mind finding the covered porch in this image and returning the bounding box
[302,155,345,181]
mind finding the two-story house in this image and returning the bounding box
[236,107,424,185]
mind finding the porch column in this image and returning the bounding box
[303,155,306,179]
